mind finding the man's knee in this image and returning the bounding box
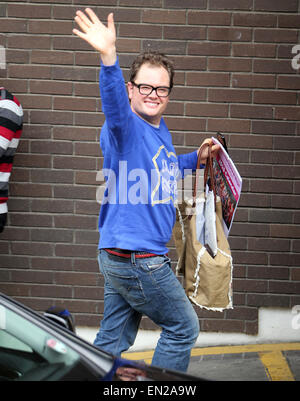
[186,315,200,344]
[170,314,200,347]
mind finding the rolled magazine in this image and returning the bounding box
[211,136,242,236]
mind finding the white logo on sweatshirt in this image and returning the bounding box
[151,145,179,206]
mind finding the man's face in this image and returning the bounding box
[127,63,171,126]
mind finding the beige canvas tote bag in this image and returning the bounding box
[173,143,233,311]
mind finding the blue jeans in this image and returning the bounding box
[93,249,200,372]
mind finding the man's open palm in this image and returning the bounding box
[73,8,116,57]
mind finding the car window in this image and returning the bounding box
[0,304,80,381]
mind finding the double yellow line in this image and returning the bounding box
[123,342,300,381]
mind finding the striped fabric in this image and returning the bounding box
[0,88,23,215]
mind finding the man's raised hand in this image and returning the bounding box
[73,8,117,65]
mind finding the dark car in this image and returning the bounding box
[0,293,203,382]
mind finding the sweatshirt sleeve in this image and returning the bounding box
[0,88,23,218]
[177,150,204,178]
[0,92,23,157]
[99,58,133,151]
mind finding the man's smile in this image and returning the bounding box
[144,100,160,108]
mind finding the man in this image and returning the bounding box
[0,88,23,233]
[73,8,220,372]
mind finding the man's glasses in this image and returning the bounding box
[131,82,171,98]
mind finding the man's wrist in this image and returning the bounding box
[101,47,117,66]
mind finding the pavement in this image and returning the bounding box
[122,342,300,381]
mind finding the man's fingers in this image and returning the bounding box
[75,10,93,27]
[85,7,102,25]
[74,15,90,33]
[77,10,93,26]
[72,28,86,40]
[107,12,116,34]
[211,144,221,157]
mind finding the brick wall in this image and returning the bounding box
[0,1,299,335]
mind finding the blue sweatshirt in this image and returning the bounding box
[98,59,200,255]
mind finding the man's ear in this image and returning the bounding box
[127,81,133,100]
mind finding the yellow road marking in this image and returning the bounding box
[123,350,154,360]
[259,351,295,381]
[123,342,300,360]
[190,342,300,356]
[122,342,300,381]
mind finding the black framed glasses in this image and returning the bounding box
[131,82,172,97]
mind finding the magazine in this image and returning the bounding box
[211,136,242,236]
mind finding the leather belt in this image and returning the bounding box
[104,248,164,259]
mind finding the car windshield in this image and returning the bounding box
[0,304,80,381]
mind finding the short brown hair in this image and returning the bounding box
[129,51,175,88]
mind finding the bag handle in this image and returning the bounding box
[204,143,216,198]
[189,142,216,218]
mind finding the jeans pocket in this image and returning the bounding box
[105,270,147,307]
[144,256,171,274]
[146,256,171,271]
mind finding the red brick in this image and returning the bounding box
[254,59,293,74]
[120,0,161,6]
[75,143,100,157]
[208,88,251,103]
[270,224,300,239]
[53,156,96,171]
[231,104,273,119]
[30,110,73,125]
[230,134,272,149]
[207,118,250,133]
[31,50,73,65]
[10,183,52,198]
[31,169,74,184]
[252,120,296,136]
[278,15,300,28]
[11,242,53,257]
[251,179,293,194]
[142,9,186,24]
[55,244,97,258]
[142,39,186,55]
[254,28,298,44]
[233,13,276,27]
[53,126,98,141]
[19,94,52,110]
[28,20,72,35]
[188,11,230,25]
[9,65,51,79]
[1,19,27,33]
[120,23,162,39]
[52,66,96,81]
[8,4,52,18]
[254,90,297,105]
[54,96,97,112]
[117,38,141,53]
[164,26,206,41]
[208,27,252,42]
[254,0,298,12]
[210,0,253,10]
[186,102,228,118]
[172,56,206,71]
[275,106,300,121]
[30,80,73,95]
[232,73,275,89]
[187,72,230,87]
[188,42,230,57]
[54,185,97,201]
[208,57,252,72]
[172,87,206,102]
[165,0,204,8]
[232,43,276,58]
